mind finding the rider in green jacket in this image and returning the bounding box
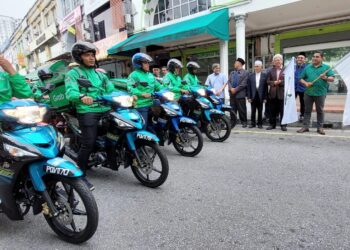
[183,61,201,88]
[64,41,114,190]
[0,55,32,104]
[162,58,188,100]
[127,53,163,127]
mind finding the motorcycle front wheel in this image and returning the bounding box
[205,115,231,142]
[44,177,99,244]
[173,125,203,157]
[131,141,169,188]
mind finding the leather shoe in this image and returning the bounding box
[242,124,247,128]
[317,128,325,135]
[266,126,275,130]
[297,128,309,133]
[258,125,263,129]
[249,125,256,128]
[281,126,287,131]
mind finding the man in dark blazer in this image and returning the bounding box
[228,58,249,127]
[247,60,267,128]
[266,54,287,131]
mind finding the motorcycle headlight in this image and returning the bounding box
[197,99,210,109]
[3,143,38,157]
[210,96,220,104]
[163,106,178,116]
[112,95,134,108]
[163,92,175,101]
[2,106,47,124]
[197,88,206,97]
[114,117,135,128]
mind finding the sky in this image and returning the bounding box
[0,0,36,19]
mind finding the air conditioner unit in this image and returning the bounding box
[125,14,132,24]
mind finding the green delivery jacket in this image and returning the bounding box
[163,72,187,100]
[127,69,163,108]
[65,66,115,113]
[0,72,33,104]
[183,73,199,88]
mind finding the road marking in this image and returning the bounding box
[233,130,350,140]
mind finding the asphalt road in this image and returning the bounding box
[1,127,350,249]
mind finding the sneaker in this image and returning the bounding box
[297,128,309,133]
[281,126,287,131]
[82,177,95,191]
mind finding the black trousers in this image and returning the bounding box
[230,96,247,124]
[303,94,326,129]
[295,91,305,117]
[269,98,285,127]
[251,95,263,126]
[264,98,270,119]
[77,112,105,173]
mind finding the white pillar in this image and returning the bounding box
[220,40,229,102]
[235,14,247,60]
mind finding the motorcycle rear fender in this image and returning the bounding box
[29,157,83,192]
[126,130,159,151]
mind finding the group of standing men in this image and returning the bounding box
[202,51,335,135]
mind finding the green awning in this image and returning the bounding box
[108,8,229,55]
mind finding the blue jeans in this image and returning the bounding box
[137,107,150,128]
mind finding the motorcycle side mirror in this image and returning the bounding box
[77,78,93,88]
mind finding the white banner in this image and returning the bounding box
[282,57,298,125]
[334,52,350,126]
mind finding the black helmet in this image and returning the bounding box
[167,58,183,73]
[37,68,53,81]
[131,53,153,70]
[71,41,98,65]
[187,61,200,74]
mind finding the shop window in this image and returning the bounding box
[154,0,210,25]
[174,6,181,19]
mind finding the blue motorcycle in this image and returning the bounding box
[0,100,98,244]
[64,79,169,188]
[180,86,231,142]
[149,89,203,157]
[205,88,237,128]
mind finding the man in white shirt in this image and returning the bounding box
[205,63,228,102]
[247,60,268,128]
